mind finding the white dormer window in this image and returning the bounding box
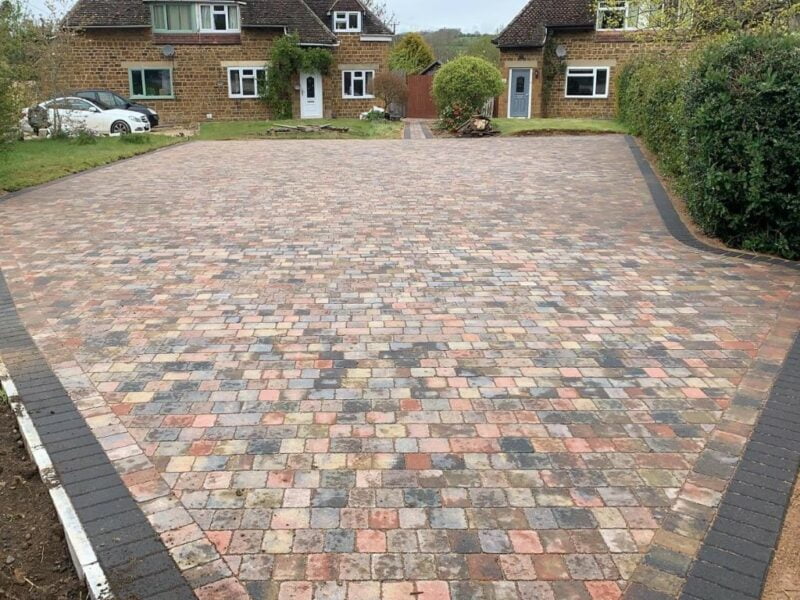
[199,3,240,32]
[333,11,361,32]
[597,1,659,30]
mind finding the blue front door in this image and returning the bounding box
[509,68,531,118]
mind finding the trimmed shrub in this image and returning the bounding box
[683,34,800,259]
[432,56,503,121]
[617,34,800,259]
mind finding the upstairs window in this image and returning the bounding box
[333,11,361,32]
[597,1,659,30]
[199,4,240,32]
[151,2,239,33]
[152,3,196,32]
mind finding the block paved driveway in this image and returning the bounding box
[0,137,797,600]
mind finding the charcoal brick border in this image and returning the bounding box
[624,135,799,273]
[626,135,800,599]
[681,334,800,600]
[0,271,195,599]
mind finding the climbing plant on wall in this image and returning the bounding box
[541,35,566,116]
[263,34,333,119]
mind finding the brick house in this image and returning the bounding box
[494,0,666,118]
[63,0,394,124]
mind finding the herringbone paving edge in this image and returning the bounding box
[0,271,195,599]
[624,135,800,600]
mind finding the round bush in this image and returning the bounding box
[683,35,800,259]
[432,56,504,117]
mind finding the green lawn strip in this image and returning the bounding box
[196,118,404,140]
[493,118,629,136]
[0,135,183,193]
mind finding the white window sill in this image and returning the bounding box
[343,95,375,100]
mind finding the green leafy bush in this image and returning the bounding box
[617,34,800,259]
[683,34,800,259]
[436,102,471,131]
[432,56,503,123]
[617,55,687,176]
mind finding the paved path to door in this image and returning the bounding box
[0,137,797,600]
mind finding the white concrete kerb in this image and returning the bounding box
[0,361,113,600]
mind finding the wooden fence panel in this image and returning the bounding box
[407,75,437,119]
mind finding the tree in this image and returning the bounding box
[0,0,38,142]
[462,35,501,66]
[388,32,435,74]
[373,71,407,111]
[432,55,504,114]
[360,0,396,31]
[592,0,800,42]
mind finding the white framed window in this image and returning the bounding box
[227,66,266,98]
[596,1,659,30]
[342,70,374,99]
[152,3,195,32]
[199,3,240,32]
[129,67,174,99]
[565,67,609,99]
[333,11,361,32]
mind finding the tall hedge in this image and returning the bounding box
[617,56,687,177]
[683,35,800,259]
[617,35,800,259]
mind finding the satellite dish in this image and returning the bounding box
[555,45,568,59]
[162,44,176,58]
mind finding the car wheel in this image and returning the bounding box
[110,120,131,135]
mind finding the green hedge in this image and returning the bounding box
[617,35,800,259]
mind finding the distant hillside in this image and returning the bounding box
[395,28,501,66]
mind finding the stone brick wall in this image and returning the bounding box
[63,28,390,124]
[543,31,666,119]
[498,50,544,118]
[325,34,390,118]
[497,31,672,120]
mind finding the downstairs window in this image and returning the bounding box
[227,67,266,98]
[565,67,609,98]
[342,70,374,99]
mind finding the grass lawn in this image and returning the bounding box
[196,118,404,140]
[0,135,183,193]
[493,118,628,136]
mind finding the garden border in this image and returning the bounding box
[0,270,195,600]
[625,134,800,600]
[624,136,799,272]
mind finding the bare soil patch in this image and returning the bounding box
[763,476,800,599]
[0,389,86,599]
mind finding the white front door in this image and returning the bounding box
[300,71,323,119]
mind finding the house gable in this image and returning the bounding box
[493,0,594,48]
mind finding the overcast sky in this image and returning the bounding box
[391,0,522,33]
[24,0,524,34]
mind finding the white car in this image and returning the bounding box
[22,96,151,137]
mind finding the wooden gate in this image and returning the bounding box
[406,74,437,119]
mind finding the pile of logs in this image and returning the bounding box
[265,123,350,134]
[455,115,499,137]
